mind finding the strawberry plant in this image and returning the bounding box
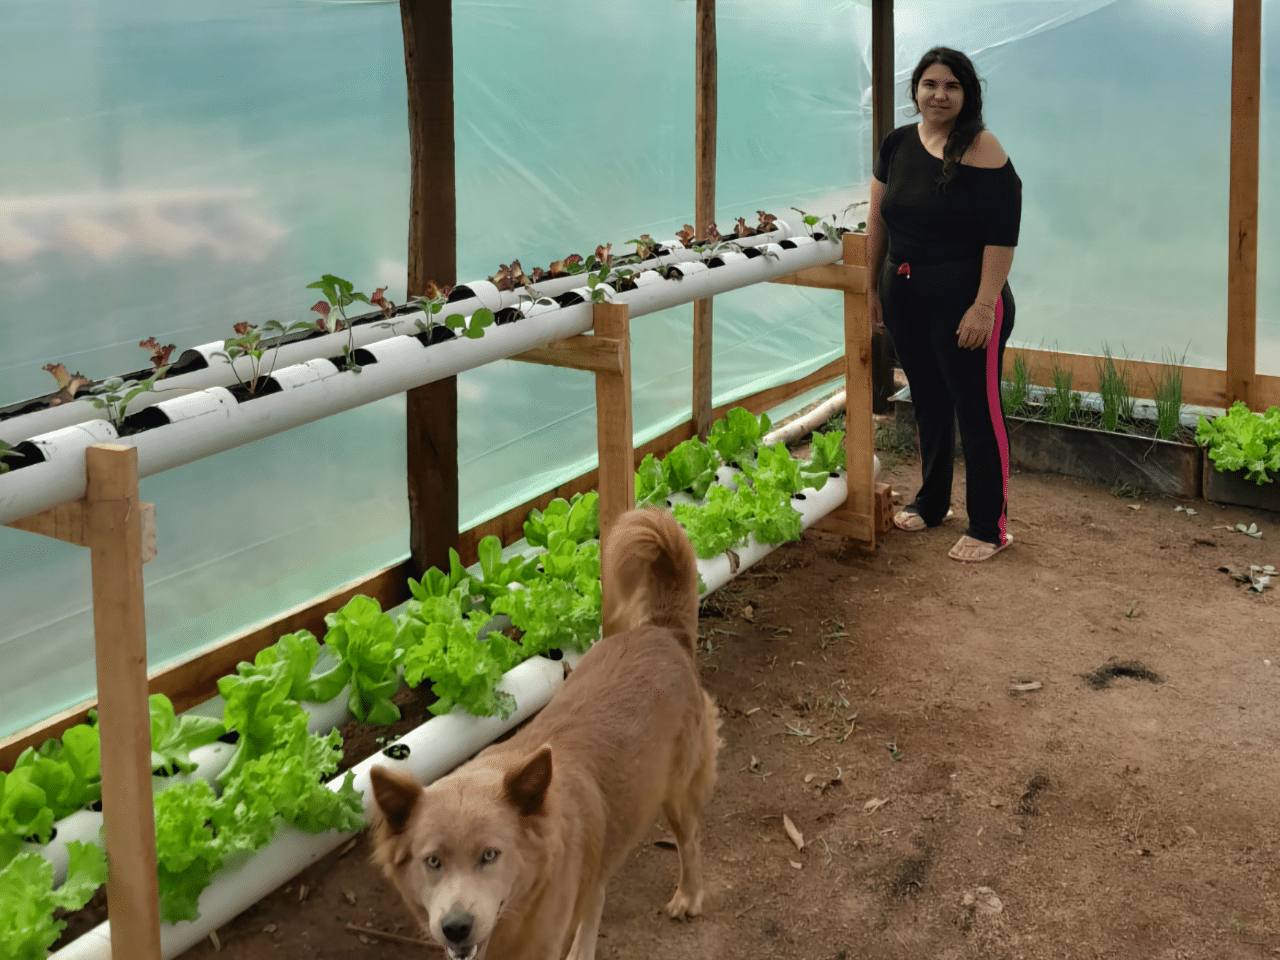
[308,274,380,372]
[213,317,317,394]
[41,364,92,407]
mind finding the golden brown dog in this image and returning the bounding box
[369,508,720,960]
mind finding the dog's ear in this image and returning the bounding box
[370,764,423,834]
[503,746,553,816]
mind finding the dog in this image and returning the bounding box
[369,508,721,960]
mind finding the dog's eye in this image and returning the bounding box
[424,854,442,869]
[481,848,500,864]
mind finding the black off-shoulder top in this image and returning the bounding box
[873,123,1022,266]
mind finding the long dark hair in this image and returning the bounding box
[909,46,986,188]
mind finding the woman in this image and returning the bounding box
[865,46,1022,563]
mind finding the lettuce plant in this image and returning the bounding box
[741,441,805,498]
[323,595,404,725]
[671,485,753,559]
[708,407,772,466]
[471,536,540,603]
[219,630,350,709]
[150,694,224,776]
[523,492,599,547]
[661,438,721,499]
[400,617,518,720]
[635,453,671,507]
[0,843,107,960]
[802,429,846,489]
[1197,402,1280,484]
[491,576,601,658]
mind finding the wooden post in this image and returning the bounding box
[593,302,635,566]
[869,0,896,414]
[841,232,876,546]
[1226,0,1260,408]
[401,0,459,576]
[692,0,717,439]
[86,444,162,960]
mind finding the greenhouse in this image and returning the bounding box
[1,1,1277,958]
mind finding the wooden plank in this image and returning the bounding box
[841,233,876,548]
[810,510,874,542]
[693,0,717,439]
[1227,0,1261,407]
[85,444,161,960]
[6,500,157,564]
[401,0,459,579]
[593,302,635,565]
[0,560,414,771]
[769,263,866,293]
[510,335,623,374]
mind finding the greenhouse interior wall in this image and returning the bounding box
[0,0,1277,741]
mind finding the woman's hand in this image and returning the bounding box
[868,286,885,332]
[956,302,995,349]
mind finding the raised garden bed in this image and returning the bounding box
[1202,459,1280,512]
[892,388,1203,499]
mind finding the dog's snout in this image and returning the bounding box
[441,909,475,944]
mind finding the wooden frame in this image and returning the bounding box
[692,0,717,439]
[4,445,162,960]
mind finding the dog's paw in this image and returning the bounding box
[665,890,703,920]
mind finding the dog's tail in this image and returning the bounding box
[601,508,700,654]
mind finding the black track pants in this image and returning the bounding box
[879,256,1014,546]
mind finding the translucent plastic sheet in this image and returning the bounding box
[0,0,1274,739]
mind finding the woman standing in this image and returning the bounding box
[866,46,1022,562]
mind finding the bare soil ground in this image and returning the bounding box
[177,446,1279,960]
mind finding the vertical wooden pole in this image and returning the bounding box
[1226,0,1260,408]
[869,0,896,414]
[594,302,635,569]
[86,444,162,960]
[692,0,717,439]
[842,233,876,548]
[401,0,459,576]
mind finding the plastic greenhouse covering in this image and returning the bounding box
[0,0,1277,740]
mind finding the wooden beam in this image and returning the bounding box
[511,335,624,374]
[871,0,895,152]
[401,0,458,578]
[770,262,867,294]
[85,444,161,960]
[833,232,877,549]
[693,0,717,439]
[593,302,635,566]
[870,0,897,415]
[1226,0,1261,407]
[6,500,157,563]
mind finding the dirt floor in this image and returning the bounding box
[173,441,1279,960]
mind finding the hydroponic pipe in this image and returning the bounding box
[0,232,845,525]
[763,390,848,447]
[0,227,792,446]
[48,655,566,960]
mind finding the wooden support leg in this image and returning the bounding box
[693,298,713,440]
[407,378,459,578]
[86,444,162,960]
[593,302,635,574]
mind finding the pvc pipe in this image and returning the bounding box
[764,390,847,447]
[49,655,565,960]
[0,226,793,446]
[698,470,850,597]
[0,232,843,525]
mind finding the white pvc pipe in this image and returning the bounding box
[0,233,843,525]
[49,655,565,960]
[0,226,793,446]
[763,390,847,447]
